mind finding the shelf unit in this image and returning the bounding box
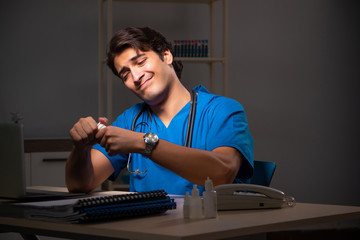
[98,0,228,120]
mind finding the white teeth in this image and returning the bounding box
[97,122,106,130]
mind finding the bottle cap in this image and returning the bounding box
[185,191,190,200]
[205,176,213,191]
[192,185,199,197]
[97,122,106,130]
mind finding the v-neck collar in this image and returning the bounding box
[146,84,208,129]
[151,100,191,129]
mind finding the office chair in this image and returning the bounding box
[250,160,276,187]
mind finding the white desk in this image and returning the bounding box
[1,195,360,240]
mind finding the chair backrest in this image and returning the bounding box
[250,160,276,187]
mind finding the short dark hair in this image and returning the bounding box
[106,27,183,79]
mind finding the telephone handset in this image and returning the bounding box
[214,184,295,210]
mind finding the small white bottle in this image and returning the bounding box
[203,177,217,218]
[183,192,190,219]
[189,185,203,219]
[97,122,106,130]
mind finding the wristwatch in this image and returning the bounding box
[143,132,159,158]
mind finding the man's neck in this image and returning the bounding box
[150,83,191,128]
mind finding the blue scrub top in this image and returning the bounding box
[93,85,253,195]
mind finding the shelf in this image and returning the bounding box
[175,57,225,63]
[101,57,224,64]
[98,0,228,120]
[112,0,221,4]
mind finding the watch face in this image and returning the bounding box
[144,132,159,157]
[145,132,159,143]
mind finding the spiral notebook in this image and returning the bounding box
[16,190,176,223]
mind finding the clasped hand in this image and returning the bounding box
[70,117,140,156]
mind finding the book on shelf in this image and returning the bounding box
[173,39,209,58]
[14,190,176,223]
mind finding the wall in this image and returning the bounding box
[1,0,359,207]
[228,0,360,206]
[0,0,99,138]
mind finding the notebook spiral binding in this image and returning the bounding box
[74,190,176,223]
[75,190,167,208]
[79,198,176,223]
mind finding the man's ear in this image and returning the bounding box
[163,49,173,65]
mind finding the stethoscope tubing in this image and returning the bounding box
[128,89,197,174]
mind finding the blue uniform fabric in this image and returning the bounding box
[93,85,253,195]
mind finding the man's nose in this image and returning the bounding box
[131,67,144,82]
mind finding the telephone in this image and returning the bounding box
[214,184,295,210]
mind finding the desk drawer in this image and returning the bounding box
[29,152,69,187]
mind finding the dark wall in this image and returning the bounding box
[228,0,360,206]
[1,0,359,206]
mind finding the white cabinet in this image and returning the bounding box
[27,152,69,187]
[24,139,102,191]
[24,139,72,188]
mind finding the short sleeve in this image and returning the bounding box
[206,98,254,180]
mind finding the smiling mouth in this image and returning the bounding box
[137,74,154,90]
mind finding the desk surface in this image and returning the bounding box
[1,195,360,240]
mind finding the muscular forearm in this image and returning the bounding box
[96,126,242,187]
[149,140,242,187]
[65,146,96,193]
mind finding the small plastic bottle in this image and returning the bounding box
[203,177,217,218]
[189,185,203,219]
[183,191,190,219]
[97,122,106,130]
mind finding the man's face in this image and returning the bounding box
[113,48,174,106]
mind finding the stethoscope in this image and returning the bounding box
[127,89,197,174]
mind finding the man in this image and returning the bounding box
[66,27,253,195]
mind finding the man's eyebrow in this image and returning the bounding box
[117,53,146,76]
[130,53,145,62]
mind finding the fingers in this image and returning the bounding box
[98,128,109,149]
[95,126,106,140]
[95,117,108,138]
[98,127,122,156]
[98,117,109,126]
[69,117,98,146]
[98,129,112,155]
[97,126,137,156]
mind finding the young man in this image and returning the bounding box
[66,27,253,195]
